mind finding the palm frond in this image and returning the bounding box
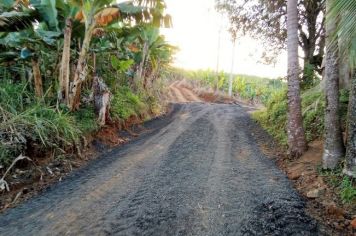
[329,0,356,68]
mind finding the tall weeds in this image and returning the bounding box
[0,81,80,166]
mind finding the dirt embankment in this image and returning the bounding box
[167,80,261,115]
[167,81,202,103]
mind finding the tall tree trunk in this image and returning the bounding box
[344,71,356,178]
[68,27,94,111]
[58,18,72,104]
[31,58,43,98]
[287,0,307,158]
[322,0,345,169]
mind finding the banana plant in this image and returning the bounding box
[133,25,175,89]
[65,0,113,111]
[66,0,171,111]
[0,0,62,97]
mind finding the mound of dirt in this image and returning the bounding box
[167,80,235,104]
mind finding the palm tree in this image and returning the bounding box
[286,0,307,157]
[328,0,356,177]
[322,0,345,169]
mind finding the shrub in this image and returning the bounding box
[111,86,147,120]
[252,89,288,146]
[252,84,329,145]
[74,106,99,134]
[231,75,285,105]
[339,89,349,130]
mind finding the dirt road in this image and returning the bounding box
[0,103,318,235]
[168,81,202,103]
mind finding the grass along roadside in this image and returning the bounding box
[0,79,168,211]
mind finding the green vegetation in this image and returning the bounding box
[0,81,80,166]
[176,68,285,105]
[319,166,356,204]
[111,87,148,121]
[340,177,356,204]
[252,89,289,145]
[253,85,327,146]
[73,106,99,134]
[0,0,174,167]
[232,76,285,105]
[253,85,349,146]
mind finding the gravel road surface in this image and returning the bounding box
[0,103,318,235]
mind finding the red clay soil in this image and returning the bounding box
[259,139,356,235]
[167,81,198,103]
[168,80,235,104]
[96,116,145,147]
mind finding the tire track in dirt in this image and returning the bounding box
[168,81,202,103]
[0,103,318,235]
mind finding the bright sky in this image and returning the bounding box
[161,0,288,78]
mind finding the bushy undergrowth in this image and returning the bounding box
[252,87,326,146]
[0,81,80,166]
[252,89,289,145]
[73,106,99,134]
[253,83,348,146]
[340,177,356,203]
[111,86,148,120]
[0,80,165,167]
[301,87,325,141]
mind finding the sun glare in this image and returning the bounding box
[162,0,287,78]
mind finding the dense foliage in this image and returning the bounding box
[0,0,175,166]
[252,86,329,146]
